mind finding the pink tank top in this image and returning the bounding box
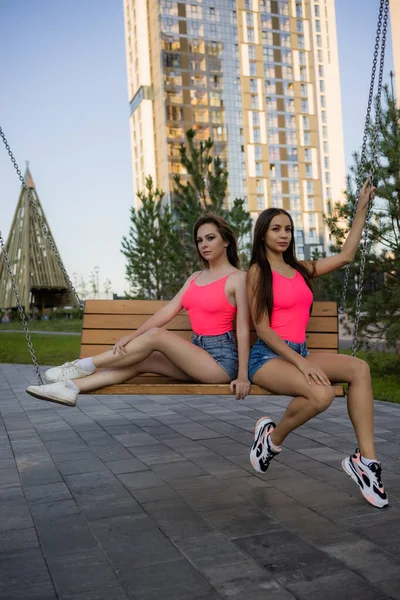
[181,273,237,335]
[270,270,313,343]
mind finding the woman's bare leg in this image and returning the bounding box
[74,351,192,393]
[253,358,336,446]
[306,353,375,459]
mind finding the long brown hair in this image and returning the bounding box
[193,213,240,269]
[250,208,314,324]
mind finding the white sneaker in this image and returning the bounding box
[26,382,78,407]
[250,416,280,474]
[44,360,93,383]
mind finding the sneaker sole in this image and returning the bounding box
[26,389,76,408]
[341,457,388,509]
[250,417,274,474]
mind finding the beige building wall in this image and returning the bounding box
[390,0,400,103]
[124,0,346,258]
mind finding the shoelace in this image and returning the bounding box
[369,462,383,487]
[60,361,78,376]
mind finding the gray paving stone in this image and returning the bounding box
[2,364,400,600]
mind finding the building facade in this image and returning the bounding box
[124,0,345,258]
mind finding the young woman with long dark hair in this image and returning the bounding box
[26,214,251,405]
[248,180,388,509]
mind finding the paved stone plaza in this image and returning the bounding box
[1,363,400,600]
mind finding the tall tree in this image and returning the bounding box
[121,177,185,299]
[173,129,252,275]
[322,86,400,349]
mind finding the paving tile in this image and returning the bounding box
[203,561,295,600]
[143,499,213,540]
[105,457,149,474]
[0,548,57,599]
[235,529,345,585]
[324,539,400,583]
[0,527,39,553]
[46,549,121,596]
[175,532,249,568]
[24,481,73,505]
[122,558,216,600]
[286,569,389,600]
[35,513,100,557]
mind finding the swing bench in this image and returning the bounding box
[0,0,389,398]
[80,299,345,396]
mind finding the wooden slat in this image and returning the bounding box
[84,300,169,314]
[83,299,338,317]
[83,313,338,333]
[88,382,344,396]
[81,329,338,349]
[79,345,340,358]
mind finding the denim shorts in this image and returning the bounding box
[191,330,238,380]
[248,339,310,382]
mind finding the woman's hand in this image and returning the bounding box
[297,359,330,386]
[112,334,134,356]
[358,178,376,211]
[230,378,251,400]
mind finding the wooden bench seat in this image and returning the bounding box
[80,300,344,396]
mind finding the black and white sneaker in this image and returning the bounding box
[250,416,280,474]
[342,448,388,509]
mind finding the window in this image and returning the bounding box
[254,145,262,160]
[320,95,326,108]
[323,141,329,154]
[245,0,252,9]
[255,162,263,176]
[296,2,302,17]
[262,31,273,44]
[263,47,274,62]
[306,164,312,177]
[325,186,331,198]
[252,111,260,126]
[304,148,311,161]
[257,195,265,210]
[249,62,257,75]
[298,35,305,49]
[307,196,315,210]
[319,65,324,77]
[316,35,322,47]
[321,110,327,123]
[296,20,303,33]
[251,94,258,109]
[254,128,261,142]
[248,45,256,59]
[319,80,325,93]
[300,66,307,81]
[300,83,308,97]
[307,180,314,194]
[318,49,323,62]
[315,4,320,17]
[325,171,330,184]
[304,131,311,145]
[246,12,253,26]
[322,125,328,138]
[315,20,321,32]
[299,51,306,66]
[301,100,308,113]
[248,29,255,42]
[250,78,257,92]
[303,115,310,129]
[290,196,301,210]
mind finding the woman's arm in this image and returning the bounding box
[230,272,251,399]
[247,267,330,386]
[305,178,375,278]
[112,272,199,354]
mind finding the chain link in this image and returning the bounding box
[0,230,43,384]
[0,127,84,309]
[338,0,388,357]
[350,0,389,357]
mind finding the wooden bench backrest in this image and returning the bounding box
[80,300,338,358]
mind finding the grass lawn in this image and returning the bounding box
[0,333,81,366]
[341,350,400,404]
[0,319,83,333]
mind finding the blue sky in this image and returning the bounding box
[0,1,394,296]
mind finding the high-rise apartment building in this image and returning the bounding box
[390,0,400,103]
[124,0,345,258]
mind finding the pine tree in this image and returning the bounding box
[322,86,400,349]
[121,177,185,299]
[173,129,252,274]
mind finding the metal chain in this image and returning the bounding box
[350,0,389,356]
[0,230,43,384]
[0,126,83,308]
[339,0,385,316]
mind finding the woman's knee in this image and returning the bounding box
[309,386,336,414]
[346,357,371,383]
